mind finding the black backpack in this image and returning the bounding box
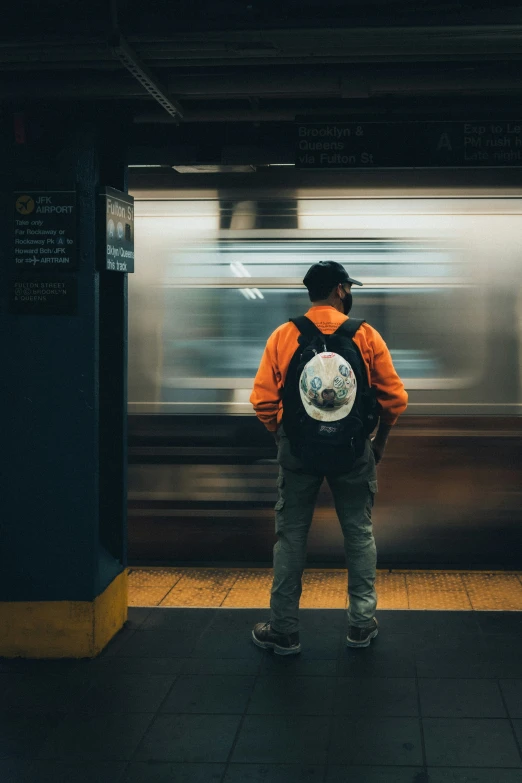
[282,316,381,475]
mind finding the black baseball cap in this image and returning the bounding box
[303,261,363,291]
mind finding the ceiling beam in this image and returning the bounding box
[110,33,184,120]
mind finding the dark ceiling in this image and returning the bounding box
[3,1,522,174]
[3,1,522,121]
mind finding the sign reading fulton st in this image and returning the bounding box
[296,121,522,168]
[100,187,134,273]
[14,191,77,269]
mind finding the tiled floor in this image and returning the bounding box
[129,567,522,611]
[1,608,522,781]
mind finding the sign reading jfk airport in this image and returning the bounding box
[99,187,134,273]
[14,191,77,270]
[296,121,522,168]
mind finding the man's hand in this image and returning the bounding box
[371,423,392,464]
[371,438,385,464]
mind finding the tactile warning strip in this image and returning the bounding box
[129,585,173,607]
[127,568,522,610]
[406,573,472,610]
[461,573,522,611]
[232,570,275,589]
[302,570,346,590]
[160,588,228,607]
[375,573,409,609]
[173,568,239,590]
[221,590,270,608]
[128,568,185,588]
[128,568,185,607]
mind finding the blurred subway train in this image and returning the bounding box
[127,178,522,567]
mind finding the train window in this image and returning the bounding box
[150,283,481,410]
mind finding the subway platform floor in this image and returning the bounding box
[129,567,522,611]
[1,607,522,781]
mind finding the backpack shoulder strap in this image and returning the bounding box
[334,318,365,339]
[289,316,323,342]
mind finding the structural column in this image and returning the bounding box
[0,107,130,657]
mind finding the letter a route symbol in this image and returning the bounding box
[437,133,452,151]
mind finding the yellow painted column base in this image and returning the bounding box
[0,570,128,659]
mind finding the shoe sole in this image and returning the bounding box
[346,628,378,648]
[251,631,302,656]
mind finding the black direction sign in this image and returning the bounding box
[13,191,77,269]
[9,276,77,316]
[296,121,522,168]
[99,187,134,273]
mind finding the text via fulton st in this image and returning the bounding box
[295,122,522,168]
[297,124,373,166]
[13,191,77,269]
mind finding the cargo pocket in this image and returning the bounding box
[275,473,285,533]
[368,479,378,508]
[275,474,285,511]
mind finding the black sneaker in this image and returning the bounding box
[252,622,301,656]
[346,618,378,648]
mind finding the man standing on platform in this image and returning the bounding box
[250,261,408,654]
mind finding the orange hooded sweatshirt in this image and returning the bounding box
[250,305,408,432]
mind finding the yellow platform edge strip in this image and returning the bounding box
[0,570,128,659]
[128,568,522,611]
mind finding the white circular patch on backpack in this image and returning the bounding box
[299,352,357,421]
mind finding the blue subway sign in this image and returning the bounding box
[99,187,134,273]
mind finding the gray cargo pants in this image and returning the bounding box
[270,430,378,634]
